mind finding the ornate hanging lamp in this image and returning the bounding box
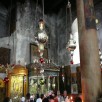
[37,19,48,44]
[66,0,76,64]
[36,0,48,45]
[35,0,48,59]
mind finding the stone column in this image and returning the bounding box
[76,0,101,102]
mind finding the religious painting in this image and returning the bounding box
[10,75,23,101]
[71,83,78,94]
[30,43,48,63]
[29,76,47,94]
[0,78,5,88]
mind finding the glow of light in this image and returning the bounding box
[96,19,99,24]
[39,20,44,30]
[70,96,73,100]
[52,84,55,87]
[40,23,44,30]
[38,43,44,52]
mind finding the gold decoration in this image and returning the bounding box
[0,78,5,87]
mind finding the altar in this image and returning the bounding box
[27,63,59,94]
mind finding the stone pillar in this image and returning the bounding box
[76,0,101,102]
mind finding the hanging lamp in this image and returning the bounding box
[37,19,48,44]
[34,0,48,59]
[66,0,76,64]
[36,0,48,45]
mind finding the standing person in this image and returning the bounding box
[49,95,55,102]
[30,94,35,102]
[36,94,42,102]
[62,90,70,102]
[41,94,44,101]
[25,93,30,102]
[57,91,63,102]
[21,96,25,102]
[42,93,49,102]
[54,93,58,102]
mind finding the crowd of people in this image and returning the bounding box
[3,90,82,102]
[19,90,82,102]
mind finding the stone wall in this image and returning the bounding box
[0,0,101,67]
[0,0,71,66]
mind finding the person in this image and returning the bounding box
[49,95,55,102]
[62,90,70,102]
[25,93,30,102]
[36,94,42,102]
[42,93,49,102]
[3,97,10,102]
[56,91,63,102]
[30,95,34,102]
[30,94,35,102]
[41,94,44,101]
[74,97,82,102]
[54,93,58,102]
[21,96,25,102]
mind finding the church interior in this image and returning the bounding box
[0,0,102,102]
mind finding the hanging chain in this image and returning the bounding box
[8,0,12,46]
[42,0,44,21]
[67,0,72,33]
[66,5,68,42]
[35,0,38,28]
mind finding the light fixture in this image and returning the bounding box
[35,0,48,45]
[66,34,76,51]
[66,0,76,64]
[34,0,48,60]
[37,19,48,44]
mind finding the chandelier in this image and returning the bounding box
[66,0,76,64]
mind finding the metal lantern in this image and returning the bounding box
[37,30,48,43]
[66,34,76,52]
[37,19,48,44]
[65,0,76,65]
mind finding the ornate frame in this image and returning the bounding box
[30,43,48,63]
